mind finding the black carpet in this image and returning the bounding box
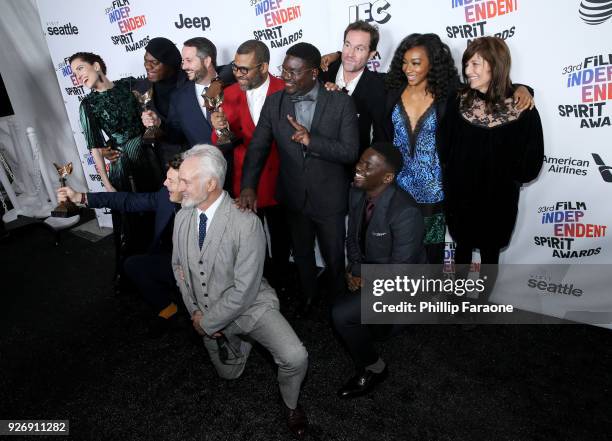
[1,219,612,441]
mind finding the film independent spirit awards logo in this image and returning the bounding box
[579,0,612,25]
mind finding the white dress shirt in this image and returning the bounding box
[334,64,364,96]
[195,82,210,120]
[246,75,270,125]
[197,192,225,234]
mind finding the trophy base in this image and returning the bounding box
[216,128,237,151]
[142,127,161,144]
[51,201,80,218]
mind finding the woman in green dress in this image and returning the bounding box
[69,52,162,192]
[69,52,163,291]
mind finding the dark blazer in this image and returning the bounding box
[347,184,426,277]
[161,65,236,147]
[87,187,178,253]
[320,59,385,154]
[241,86,359,217]
[163,80,213,147]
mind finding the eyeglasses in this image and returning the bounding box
[231,62,263,75]
[278,66,312,79]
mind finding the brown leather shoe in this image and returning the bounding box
[287,404,308,438]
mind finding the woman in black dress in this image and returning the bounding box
[440,37,544,274]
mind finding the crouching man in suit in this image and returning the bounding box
[172,144,309,438]
[332,142,426,399]
[57,156,184,336]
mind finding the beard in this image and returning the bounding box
[181,192,208,208]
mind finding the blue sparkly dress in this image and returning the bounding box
[392,103,445,254]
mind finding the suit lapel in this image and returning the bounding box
[310,87,329,132]
[351,67,370,100]
[189,83,211,131]
[354,191,366,255]
[200,193,230,262]
[366,185,394,250]
[279,91,303,161]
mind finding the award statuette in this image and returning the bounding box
[51,162,79,217]
[132,88,160,143]
[202,77,235,146]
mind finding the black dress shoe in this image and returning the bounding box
[337,366,389,399]
[287,405,308,438]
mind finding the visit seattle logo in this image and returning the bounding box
[251,0,303,48]
[105,0,150,53]
[446,0,518,43]
[533,201,607,259]
[558,54,612,128]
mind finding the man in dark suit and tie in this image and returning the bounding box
[57,156,183,334]
[240,42,359,315]
[332,142,426,398]
[319,20,386,155]
[143,37,234,194]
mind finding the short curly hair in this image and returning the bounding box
[385,33,458,101]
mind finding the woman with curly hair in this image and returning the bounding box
[377,33,532,264]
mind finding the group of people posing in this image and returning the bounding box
[58,20,544,438]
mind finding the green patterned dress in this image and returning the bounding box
[79,78,162,192]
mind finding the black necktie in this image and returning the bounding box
[199,213,208,249]
[201,86,212,125]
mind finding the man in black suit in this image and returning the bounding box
[240,42,359,314]
[332,142,426,398]
[143,37,235,194]
[57,156,183,335]
[319,20,385,155]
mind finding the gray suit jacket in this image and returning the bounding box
[241,87,359,216]
[172,192,279,335]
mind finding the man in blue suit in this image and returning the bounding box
[143,37,235,194]
[57,156,184,335]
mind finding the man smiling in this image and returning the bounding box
[319,21,386,155]
[332,142,426,398]
[210,40,291,294]
[240,42,359,316]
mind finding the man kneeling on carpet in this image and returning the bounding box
[57,156,184,336]
[172,144,309,438]
[332,142,426,398]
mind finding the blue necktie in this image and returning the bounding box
[199,213,208,249]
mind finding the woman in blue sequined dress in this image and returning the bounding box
[377,34,459,264]
[377,34,534,264]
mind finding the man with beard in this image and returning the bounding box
[172,144,309,438]
[240,42,359,316]
[57,156,184,336]
[209,40,291,295]
[143,37,234,194]
[319,20,386,155]
[332,142,426,398]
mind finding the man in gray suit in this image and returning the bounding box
[172,144,308,438]
[240,42,359,316]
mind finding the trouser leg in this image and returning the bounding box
[123,253,175,312]
[286,209,317,302]
[248,309,308,409]
[332,293,378,370]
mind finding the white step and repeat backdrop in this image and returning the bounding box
[36,0,612,323]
